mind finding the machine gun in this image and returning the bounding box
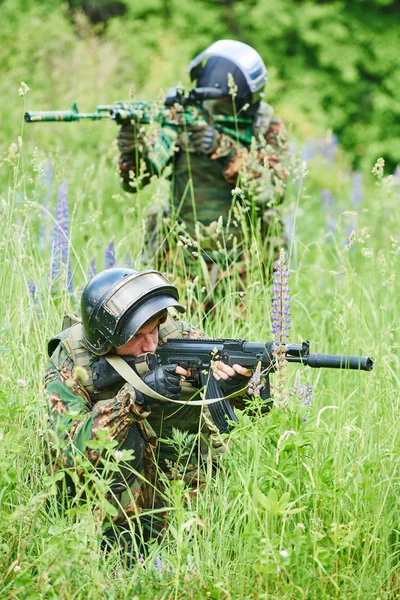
[92,339,373,434]
[24,87,254,145]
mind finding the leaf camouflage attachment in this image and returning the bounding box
[24,86,254,145]
[92,339,373,435]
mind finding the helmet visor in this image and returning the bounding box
[115,295,185,347]
[104,271,175,319]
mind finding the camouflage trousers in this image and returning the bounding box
[142,200,287,279]
[105,427,210,560]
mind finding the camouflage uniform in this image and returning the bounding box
[118,101,289,263]
[45,312,229,531]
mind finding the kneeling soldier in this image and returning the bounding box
[45,267,251,559]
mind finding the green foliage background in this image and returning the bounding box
[1,0,400,168]
[0,1,399,598]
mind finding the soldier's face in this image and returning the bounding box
[203,97,234,116]
[115,317,159,356]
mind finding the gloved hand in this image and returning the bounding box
[189,124,220,155]
[134,364,182,405]
[212,362,252,396]
[117,122,138,155]
[218,371,251,396]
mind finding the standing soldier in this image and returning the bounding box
[117,40,289,282]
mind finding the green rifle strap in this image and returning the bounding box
[104,355,246,406]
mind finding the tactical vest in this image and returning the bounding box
[172,102,274,242]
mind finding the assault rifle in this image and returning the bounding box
[92,339,373,434]
[24,87,254,145]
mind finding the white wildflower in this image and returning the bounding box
[372,157,384,178]
[18,82,30,97]
[361,248,373,258]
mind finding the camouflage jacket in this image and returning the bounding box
[117,102,289,247]
[44,314,229,472]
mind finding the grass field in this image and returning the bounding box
[0,76,399,600]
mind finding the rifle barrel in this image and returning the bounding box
[288,353,374,371]
[24,110,108,122]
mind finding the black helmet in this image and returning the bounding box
[81,268,185,355]
[188,40,268,112]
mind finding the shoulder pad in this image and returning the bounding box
[48,328,72,358]
[159,314,182,342]
[47,321,84,358]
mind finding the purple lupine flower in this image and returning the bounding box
[248,368,263,396]
[301,140,314,164]
[394,166,400,200]
[27,280,41,316]
[104,241,116,269]
[155,556,162,571]
[320,189,336,235]
[324,134,338,165]
[351,171,363,209]
[271,249,291,409]
[290,375,314,422]
[123,252,132,268]
[39,161,53,251]
[88,257,97,278]
[50,182,73,293]
[271,249,291,347]
[27,281,38,304]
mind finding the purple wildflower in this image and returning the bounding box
[104,241,116,269]
[50,182,73,293]
[351,171,363,209]
[27,281,41,316]
[324,134,338,165]
[248,368,263,396]
[321,189,336,235]
[155,556,162,571]
[88,257,97,278]
[394,166,400,200]
[39,161,53,251]
[290,374,314,422]
[124,252,132,268]
[301,140,314,164]
[270,249,291,409]
[271,249,291,347]
[27,281,38,304]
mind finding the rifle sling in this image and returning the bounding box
[104,355,246,406]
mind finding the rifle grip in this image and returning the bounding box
[260,375,273,414]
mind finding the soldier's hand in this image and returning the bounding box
[189,124,220,155]
[212,362,252,395]
[134,364,190,405]
[117,122,137,155]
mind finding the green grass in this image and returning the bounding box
[1,52,399,600]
